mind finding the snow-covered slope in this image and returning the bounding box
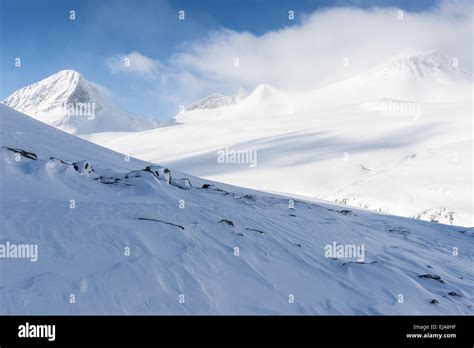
[315,51,472,103]
[1,104,472,315]
[3,70,157,134]
[84,52,473,227]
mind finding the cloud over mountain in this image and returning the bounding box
[165,0,472,99]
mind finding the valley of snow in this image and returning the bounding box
[0,104,473,315]
[82,52,473,227]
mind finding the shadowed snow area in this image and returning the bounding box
[0,104,472,314]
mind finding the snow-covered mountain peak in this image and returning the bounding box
[234,87,249,102]
[247,83,279,100]
[314,51,472,103]
[236,83,287,110]
[40,69,82,83]
[3,70,156,134]
[371,51,469,81]
[184,88,248,111]
[4,69,90,113]
[50,68,82,80]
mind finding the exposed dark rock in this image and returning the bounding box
[125,170,146,179]
[418,274,444,283]
[219,219,235,227]
[201,184,226,192]
[2,146,37,160]
[342,261,378,266]
[430,299,439,304]
[245,228,264,234]
[49,156,71,165]
[94,176,121,185]
[137,217,184,230]
[72,160,94,174]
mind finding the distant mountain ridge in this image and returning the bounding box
[315,51,472,103]
[184,88,248,111]
[373,50,470,80]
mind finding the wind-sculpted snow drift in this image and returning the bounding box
[0,104,472,314]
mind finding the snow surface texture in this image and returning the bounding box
[3,70,157,134]
[0,104,473,315]
[82,52,473,227]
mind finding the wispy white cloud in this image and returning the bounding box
[168,0,472,94]
[106,51,162,78]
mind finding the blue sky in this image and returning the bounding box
[0,0,456,119]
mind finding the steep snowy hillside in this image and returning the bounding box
[84,52,473,226]
[3,70,156,134]
[1,104,472,315]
